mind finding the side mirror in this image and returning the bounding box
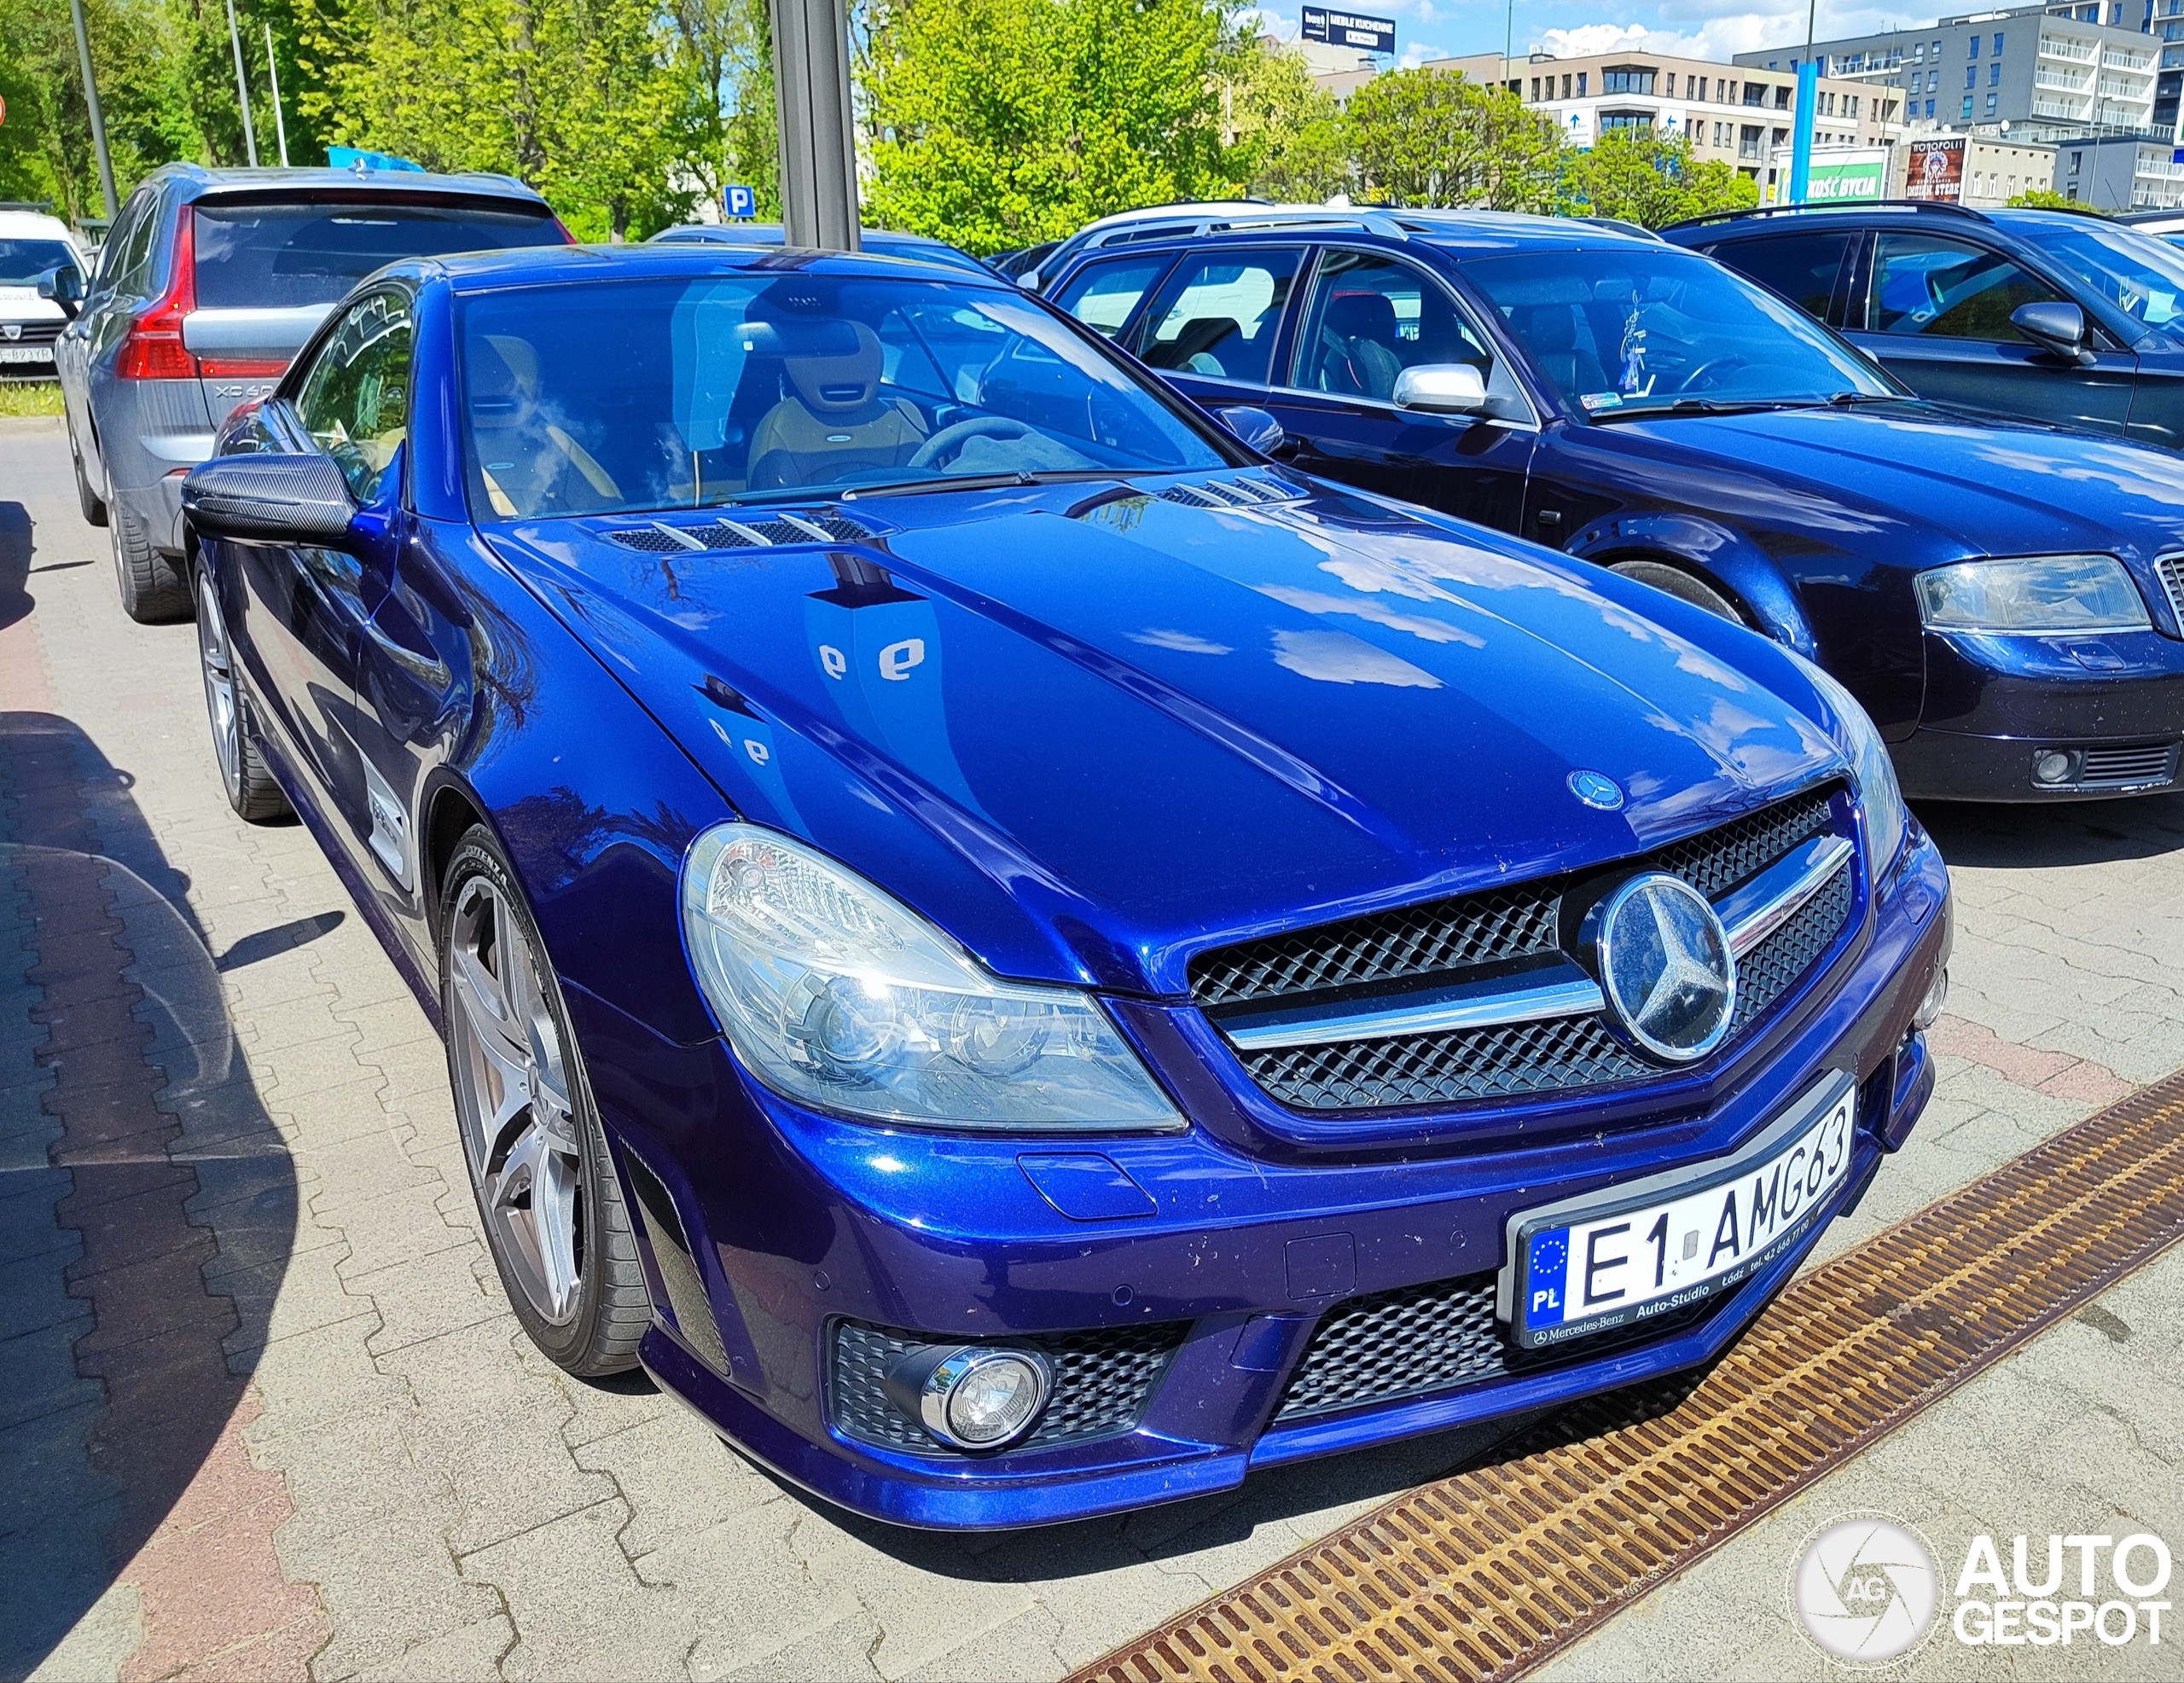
[2013,300,2094,366]
[183,454,357,546]
[37,266,84,317]
[1392,363,1489,415]
[1217,404,1286,456]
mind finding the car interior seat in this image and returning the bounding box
[747,321,927,490]
[1312,293,1404,400]
[469,334,623,516]
[1144,315,1242,375]
[1511,305,1609,399]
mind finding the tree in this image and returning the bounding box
[863,0,1242,255]
[1564,128,1757,229]
[1344,67,1562,212]
[665,0,777,217]
[1218,35,1345,203]
[2007,188,2106,214]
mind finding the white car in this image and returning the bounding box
[0,205,90,377]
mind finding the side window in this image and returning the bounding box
[1867,235,2062,341]
[1290,249,1502,407]
[1051,254,1174,339]
[1710,232,1852,323]
[1131,249,1301,386]
[105,193,159,297]
[293,291,413,502]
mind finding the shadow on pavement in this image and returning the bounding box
[1917,792,2184,869]
[0,502,32,634]
[0,711,299,1677]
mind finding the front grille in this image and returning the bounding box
[2153,552,2184,630]
[2,321,61,347]
[2078,741,2178,789]
[1243,858,1855,1111]
[1273,1274,1504,1422]
[830,1320,1182,1454]
[605,510,876,553]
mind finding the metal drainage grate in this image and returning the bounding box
[1074,1064,2184,1683]
[830,1319,1183,1454]
[2077,741,2178,790]
[1238,859,1853,1111]
[605,510,876,554]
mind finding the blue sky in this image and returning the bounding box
[1247,0,1952,69]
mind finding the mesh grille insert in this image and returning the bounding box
[1274,1274,1505,1422]
[605,510,876,553]
[830,1320,1182,1454]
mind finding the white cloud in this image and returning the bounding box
[1271,629,1444,688]
[1130,628,1233,654]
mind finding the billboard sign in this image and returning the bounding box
[1301,7,1397,54]
[1805,147,1889,203]
[1906,137,1966,201]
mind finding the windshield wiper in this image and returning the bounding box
[1589,397,1804,423]
[1822,391,1902,406]
[839,469,1118,500]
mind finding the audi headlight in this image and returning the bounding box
[1788,653,1908,873]
[679,824,1182,1130]
[1914,554,2150,635]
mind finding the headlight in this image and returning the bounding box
[1914,554,2150,635]
[679,824,1182,1130]
[1787,653,1908,873]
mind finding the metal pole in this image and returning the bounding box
[226,0,258,168]
[67,0,118,221]
[1505,0,1513,93]
[264,23,289,167]
[768,0,861,250]
[1788,0,1819,203]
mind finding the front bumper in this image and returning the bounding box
[591,829,1951,1529]
[1897,627,2184,800]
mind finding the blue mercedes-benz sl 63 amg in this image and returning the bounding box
[179,242,1950,1528]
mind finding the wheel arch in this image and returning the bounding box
[1564,511,1818,658]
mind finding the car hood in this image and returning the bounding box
[491,480,1846,995]
[0,288,67,324]
[1598,402,2184,566]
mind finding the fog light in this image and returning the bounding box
[884,1345,1051,1449]
[1913,966,1949,1031]
[2033,749,2079,786]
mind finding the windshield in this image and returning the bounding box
[1463,247,1896,416]
[194,201,564,309]
[2010,216,2184,329]
[0,238,81,287]
[457,273,1228,519]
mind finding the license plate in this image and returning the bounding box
[0,345,52,363]
[1502,1071,1856,1349]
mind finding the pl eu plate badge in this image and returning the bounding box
[1525,1230,1571,1325]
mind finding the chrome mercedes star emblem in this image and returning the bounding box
[1595,872,1736,1062]
[1568,769,1623,810]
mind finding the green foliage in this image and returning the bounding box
[1219,35,1345,203]
[2007,188,2106,214]
[863,0,1242,256]
[0,380,67,417]
[1563,128,1757,229]
[1345,67,1561,212]
[0,0,200,219]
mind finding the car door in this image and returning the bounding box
[1702,229,1858,328]
[62,188,158,496]
[1125,245,1305,423]
[1844,230,2137,434]
[1258,247,1537,532]
[230,287,413,855]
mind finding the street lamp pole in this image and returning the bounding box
[67,0,118,222]
[224,0,258,167]
[768,0,862,250]
[265,23,290,167]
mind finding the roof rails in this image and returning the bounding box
[1664,198,1993,234]
[1095,210,1413,246]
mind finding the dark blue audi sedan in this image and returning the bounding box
[179,242,1947,1528]
[1044,212,2184,803]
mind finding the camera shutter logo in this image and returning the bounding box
[1789,1513,1941,1665]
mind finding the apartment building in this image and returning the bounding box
[1438,50,1902,198]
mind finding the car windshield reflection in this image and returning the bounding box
[2015,216,2184,329]
[1463,248,1897,419]
[457,274,1227,519]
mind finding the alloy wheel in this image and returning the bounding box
[195,577,241,799]
[446,874,585,1326]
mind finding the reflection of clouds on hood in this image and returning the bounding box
[1130,627,1233,654]
[1955,434,2184,509]
[1255,584,1486,647]
[1272,629,1443,688]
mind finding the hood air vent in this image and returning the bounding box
[1156,475,1302,510]
[606,509,878,554]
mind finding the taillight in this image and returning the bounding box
[115,206,199,380]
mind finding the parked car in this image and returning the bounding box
[1665,200,2184,453]
[1017,200,1327,291]
[650,222,997,278]
[179,241,1945,1528]
[0,203,91,379]
[2117,208,2184,250]
[54,163,569,622]
[988,240,1058,280]
[1047,210,2184,802]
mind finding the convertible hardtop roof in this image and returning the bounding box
[419,241,1019,291]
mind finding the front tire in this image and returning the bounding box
[195,566,290,822]
[1611,559,1754,628]
[112,500,192,623]
[440,827,648,1375]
